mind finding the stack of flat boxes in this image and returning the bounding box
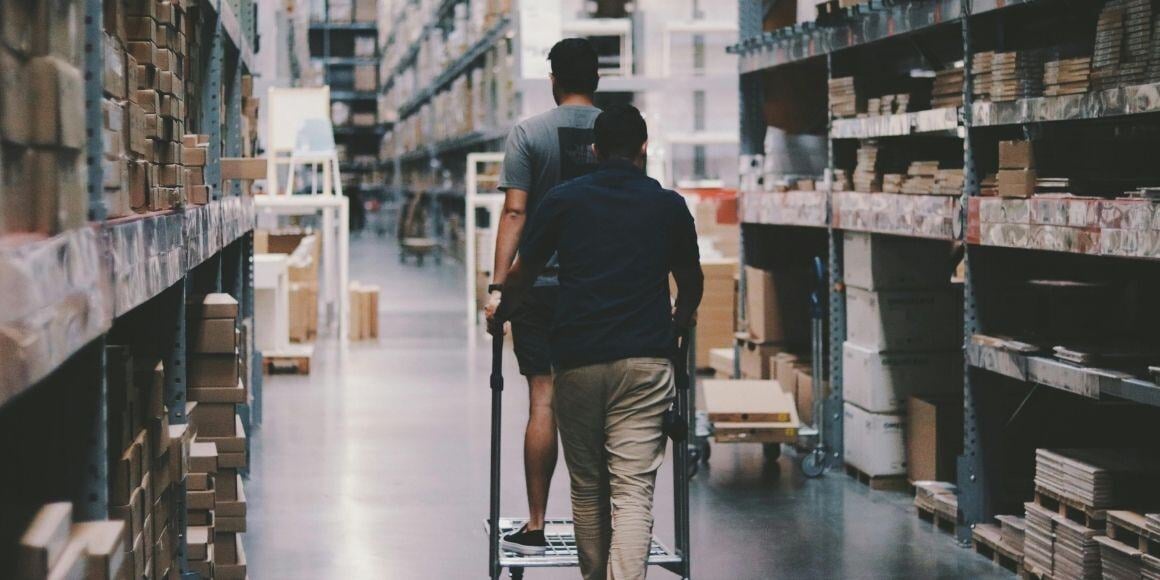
[188,293,249,579]
[183,134,210,204]
[0,0,87,235]
[127,0,189,211]
[107,346,193,580]
[241,75,259,158]
[842,232,961,479]
[743,267,812,421]
[17,503,131,580]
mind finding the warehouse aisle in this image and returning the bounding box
[245,237,1009,579]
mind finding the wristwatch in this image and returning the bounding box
[487,283,504,294]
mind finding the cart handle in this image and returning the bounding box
[490,334,505,392]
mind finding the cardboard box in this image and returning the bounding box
[702,379,795,423]
[739,341,782,379]
[205,415,247,453]
[845,287,958,351]
[773,353,800,393]
[907,395,963,483]
[30,56,85,148]
[220,157,266,180]
[72,521,128,580]
[187,526,211,561]
[354,65,377,92]
[842,231,951,290]
[188,441,218,474]
[216,477,246,517]
[187,487,215,511]
[999,140,1034,169]
[745,266,810,344]
[130,533,144,579]
[1,0,34,55]
[842,342,962,413]
[192,402,237,437]
[189,378,246,404]
[795,369,815,426]
[997,169,1036,198]
[17,502,73,578]
[354,0,378,22]
[218,451,247,469]
[187,510,213,527]
[693,260,738,365]
[194,293,240,320]
[215,470,240,502]
[216,537,246,580]
[191,319,237,354]
[43,533,86,580]
[843,402,906,477]
[0,47,31,144]
[215,516,246,534]
[34,0,83,61]
[187,473,211,492]
[708,347,734,378]
[189,353,239,388]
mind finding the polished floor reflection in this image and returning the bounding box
[245,236,1011,579]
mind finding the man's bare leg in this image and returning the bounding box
[524,373,558,531]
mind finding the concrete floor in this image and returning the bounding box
[246,236,1012,580]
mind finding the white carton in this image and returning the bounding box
[846,287,959,351]
[842,342,962,413]
[843,402,906,477]
[843,231,952,290]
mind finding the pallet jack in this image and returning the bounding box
[485,331,694,579]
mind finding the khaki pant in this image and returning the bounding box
[554,358,675,580]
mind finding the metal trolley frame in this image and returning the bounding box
[486,334,694,579]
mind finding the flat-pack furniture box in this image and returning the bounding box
[843,402,906,477]
[842,342,961,413]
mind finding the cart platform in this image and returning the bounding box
[487,518,683,569]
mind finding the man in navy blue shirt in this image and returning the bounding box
[489,105,704,580]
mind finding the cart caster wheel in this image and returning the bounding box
[801,448,827,478]
[762,444,782,460]
[510,567,525,579]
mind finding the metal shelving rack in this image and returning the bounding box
[309,0,387,191]
[379,0,515,255]
[0,0,259,573]
[733,0,1160,550]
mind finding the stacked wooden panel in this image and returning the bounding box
[1043,57,1092,97]
[853,141,881,192]
[931,67,965,109]
[829,76,858,119]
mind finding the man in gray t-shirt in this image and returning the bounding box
[484,38,601,555]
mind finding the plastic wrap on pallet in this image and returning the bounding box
[976,197,1030,224]
[972,83,1160,127]
[183,204,217,268]
[108,213,185,316]
[832,192,957,239]
[0,229,113,404]
[218,195,255,247]
[740,190,828,227]
[1029,197,1100,227]
[831,108,960,139]
[734,0,963,73]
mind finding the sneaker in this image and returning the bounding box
[501,525,547,555]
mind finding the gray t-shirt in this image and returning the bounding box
[499,104,601,286]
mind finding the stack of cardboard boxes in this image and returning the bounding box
[692,259,739,368]
[17,503,131,579]
[841,231,961,480]
[183,134,211,205]
[187,293,249,579]
[106,345,194,580]
[997,140,1036,198]
[349,282,381,341]
[124,0,191,212]
[1,0,87,235]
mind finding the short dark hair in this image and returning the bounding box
[594,105,648,160]
[548,38,599,95]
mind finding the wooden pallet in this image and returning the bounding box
[1034,487,1106,528]
[1107,510,1160,556]
[916,504,957,534]
[263,354,311,375]
[973,523,1024,574]
[844,464,909,492]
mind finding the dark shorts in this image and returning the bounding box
[510,286,558,377]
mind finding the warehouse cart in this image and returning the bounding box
[799,256,830,478]
[485,333,693,579]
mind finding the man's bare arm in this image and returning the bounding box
[492,188,530,284]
